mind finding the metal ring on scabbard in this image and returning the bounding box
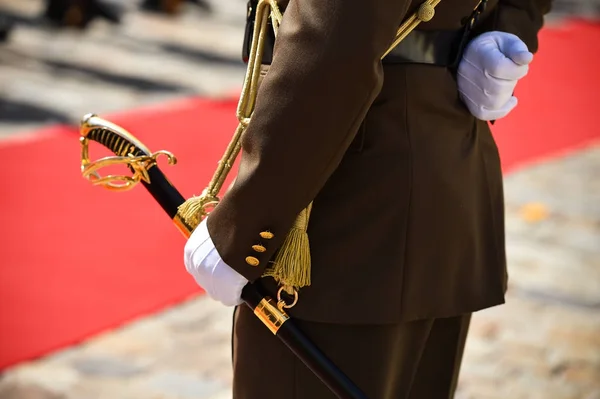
[80,113,177,191]
[277,287,299,312]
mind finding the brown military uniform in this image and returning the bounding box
[205,0,551,397]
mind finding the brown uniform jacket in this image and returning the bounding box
[206,0,551,324]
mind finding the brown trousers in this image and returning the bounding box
[232,305,471,399]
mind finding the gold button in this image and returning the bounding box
[252,244,267,253]
[245,256,260,267]
[259,231,274,239]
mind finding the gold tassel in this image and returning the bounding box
[177,194,209,230]
[263,202,313,293]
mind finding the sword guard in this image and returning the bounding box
[79,113,177,191]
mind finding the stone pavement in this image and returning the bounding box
[1,1,599,399]
[0,0,248,137]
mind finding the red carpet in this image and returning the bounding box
[0,19,598,370]
[493,19,600,173]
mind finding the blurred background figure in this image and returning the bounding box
[0,14,12,42]
[0,0,215,44]
[42,0,123,28]
[141,0,212,14]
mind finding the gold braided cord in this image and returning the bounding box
[177,0,282,227]
[177,0,442,293]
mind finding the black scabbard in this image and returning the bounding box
[140,166,368,399]
[80,114,368,398]
[141,165,368,399]
[241,285,369,399]
[81,154,368,398]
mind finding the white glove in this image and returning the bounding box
[183,217,248,306]
[457,31,533,121]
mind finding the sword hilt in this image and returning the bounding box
[79,113,189,232]
[80,113,177,192]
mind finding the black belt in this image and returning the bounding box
[382,29,465,66]
[242,24,464,67]
[241,1,489,68]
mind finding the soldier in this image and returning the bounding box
[184,0,551,397]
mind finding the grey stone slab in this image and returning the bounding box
[70,356,147,377]
[137,371,227,399]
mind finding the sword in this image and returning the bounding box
[79,113,368,399]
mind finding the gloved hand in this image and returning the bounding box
[184,217,248,306]
[457,31,533,121]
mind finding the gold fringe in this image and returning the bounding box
[177,195,207,230]
[263,202,313,292]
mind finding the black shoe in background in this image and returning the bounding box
[43,0,122,29]
[140,0,183,15]
[0,15,13,42]
[140,0,212,15]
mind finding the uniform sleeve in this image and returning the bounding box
[471,0,553,53]
[206,0,411,281]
